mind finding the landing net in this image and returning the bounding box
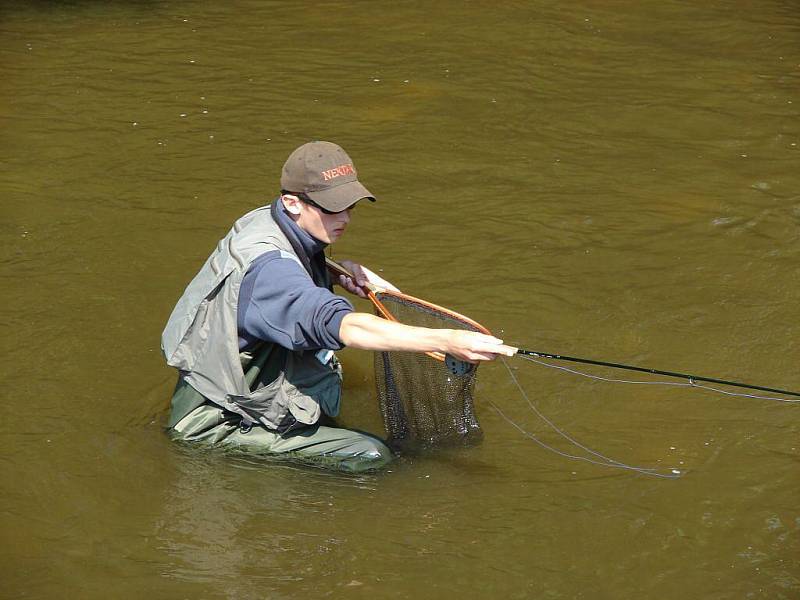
[371,291,681,477]
[373,291,485,452]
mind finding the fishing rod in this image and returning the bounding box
[511,348,800,398]
[326,256,797,477]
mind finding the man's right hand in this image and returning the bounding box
[444,329,517,363]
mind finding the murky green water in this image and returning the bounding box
[2,1,798,598]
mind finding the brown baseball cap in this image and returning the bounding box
[280,141,376,212]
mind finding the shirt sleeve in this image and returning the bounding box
[238,251,354,352]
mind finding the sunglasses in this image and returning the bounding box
[281,190,348,215]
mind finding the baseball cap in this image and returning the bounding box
[280,141,376,212]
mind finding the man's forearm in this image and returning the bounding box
[338,312,451,353]
[337,312,517,362]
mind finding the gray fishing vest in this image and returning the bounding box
[161,205,341,431]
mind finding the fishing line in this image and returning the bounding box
[497,357,682,479]
[494,351,796,477]
[518,354,800,404]
[514,349,800,399]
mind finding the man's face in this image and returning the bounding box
[283,195,353,244]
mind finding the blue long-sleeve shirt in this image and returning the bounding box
[237,202,354,352]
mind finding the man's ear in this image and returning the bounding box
[281,194,302,215]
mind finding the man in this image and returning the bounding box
[161,141,514,472]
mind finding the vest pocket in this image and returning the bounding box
[232,351,341,430]
[233,373,296,429]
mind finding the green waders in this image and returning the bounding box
[166,345,392,473]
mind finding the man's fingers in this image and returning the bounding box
[494,344,517,357]
[464,348,514,361]
[337,260,400,293]
[338,274,367,298]
[348,264,369,287]
[451,332,518,361]
[471,336,516,356]
[359,264,399,292]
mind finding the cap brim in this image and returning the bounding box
[307,180,376,212]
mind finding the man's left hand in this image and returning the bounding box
[337,260,400,298]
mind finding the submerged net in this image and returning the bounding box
[373,291,485,452]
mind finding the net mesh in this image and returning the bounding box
[373,292,483,452]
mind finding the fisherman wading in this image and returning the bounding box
[161,140,515,472]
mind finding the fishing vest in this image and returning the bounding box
[161,205,342,431]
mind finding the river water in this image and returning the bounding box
[2,1,798,598]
